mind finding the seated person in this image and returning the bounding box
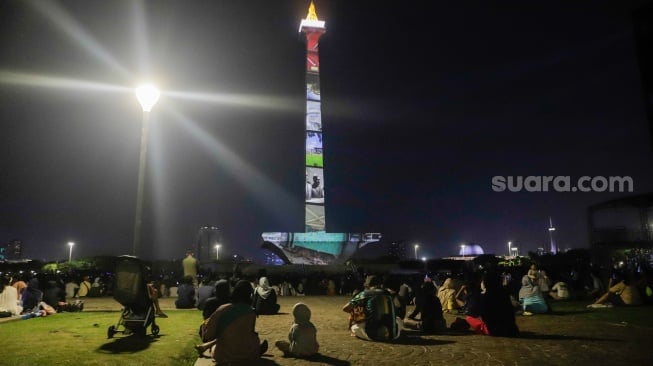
[77,276,92,297]
[343,275,402,341]
[198,280,268,362]
[418,280,446,334]
[0,276,23,316]
[196,277,216,311]
[395,280,412,319]
[480,271,519,337]
[437,277,459,312]
[549,281,570,300]
[21,278,43,314]
[202,279,231,320]
[88,277,103,297]
[454,276,486,334]
[275,302,320,358]
[253,277,280,315]
[175,275,196,309]
[43,280,67,312]
[147,281,167,318]
[198,279,231,338]
[518,271,548,315]
[588,272,643,308]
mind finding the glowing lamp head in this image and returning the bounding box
[135,84,160,112]
[68,241,74,247]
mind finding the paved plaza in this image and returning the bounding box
[65,294,653,366]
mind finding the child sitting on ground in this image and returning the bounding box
[275,302,319,358]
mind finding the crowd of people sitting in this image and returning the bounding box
[2,256,653,363]
[0,273,89,319]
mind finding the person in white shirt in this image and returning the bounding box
[549,282,570,300]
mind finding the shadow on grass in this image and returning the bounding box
[97,334,160,353]
[518,331,624,342]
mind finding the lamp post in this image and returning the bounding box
[414,244,419,259]
[508,241,512,257]
[215,244,221,260]
[68,242,74,263]
[132,83,160,257]
[461,244,466,258]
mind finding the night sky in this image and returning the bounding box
[1,0,653,262]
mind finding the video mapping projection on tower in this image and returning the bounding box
[262,2,381,265]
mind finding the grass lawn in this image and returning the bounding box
[0,310,200,366]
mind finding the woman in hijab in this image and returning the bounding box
[253,276,280,315]
[21,278,43,314]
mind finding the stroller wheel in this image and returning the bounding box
[107,325,116,339]
[152,324,160,335]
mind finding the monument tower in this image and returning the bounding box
[301,1,327,232]
[261,2,381,264]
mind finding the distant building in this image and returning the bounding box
[388,241,406,260]
[460,244,484,256]
[1,240,23,260]
[195,226,221,263]
[588,193,653,270]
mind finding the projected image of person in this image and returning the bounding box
[305,168,324,204]
[311,175,323,199]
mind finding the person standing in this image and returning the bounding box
[182,250,199,287]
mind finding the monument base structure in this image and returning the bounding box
[262,231,381,265]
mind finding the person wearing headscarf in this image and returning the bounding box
[419,280,446,334]
[275,302,319,357]
[480,271,520,337]
[253,276,280,315]
[198,280,268,362]
[21,278,43,314]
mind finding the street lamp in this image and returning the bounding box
[461,244,466,258]
[68,242,74,263]
[215,244,221,260]
[508,241,512,257]
[414,244,419,259]
[132,83,160,257]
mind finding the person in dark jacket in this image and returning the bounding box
[175,275,196,309]
[21,278,43,314]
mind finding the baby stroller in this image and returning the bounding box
[107,255,160,338]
